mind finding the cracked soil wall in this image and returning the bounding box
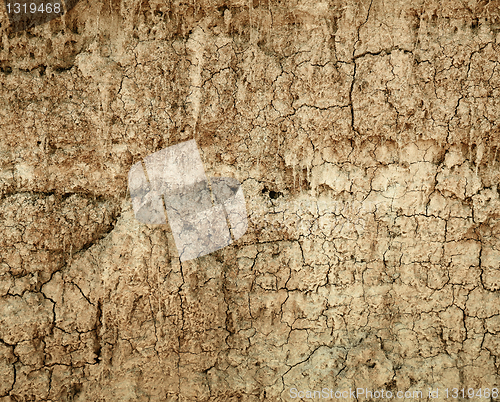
[1,0,500,400]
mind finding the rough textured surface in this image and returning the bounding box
[1,0,500,400]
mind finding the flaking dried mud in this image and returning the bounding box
[1,0,500,400]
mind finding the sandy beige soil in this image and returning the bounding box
[1,0,500,400]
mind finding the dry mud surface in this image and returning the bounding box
[1,0,500,400]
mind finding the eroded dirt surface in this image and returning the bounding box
[1,0,500,400]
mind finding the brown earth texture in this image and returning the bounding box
[1,0,500,400]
